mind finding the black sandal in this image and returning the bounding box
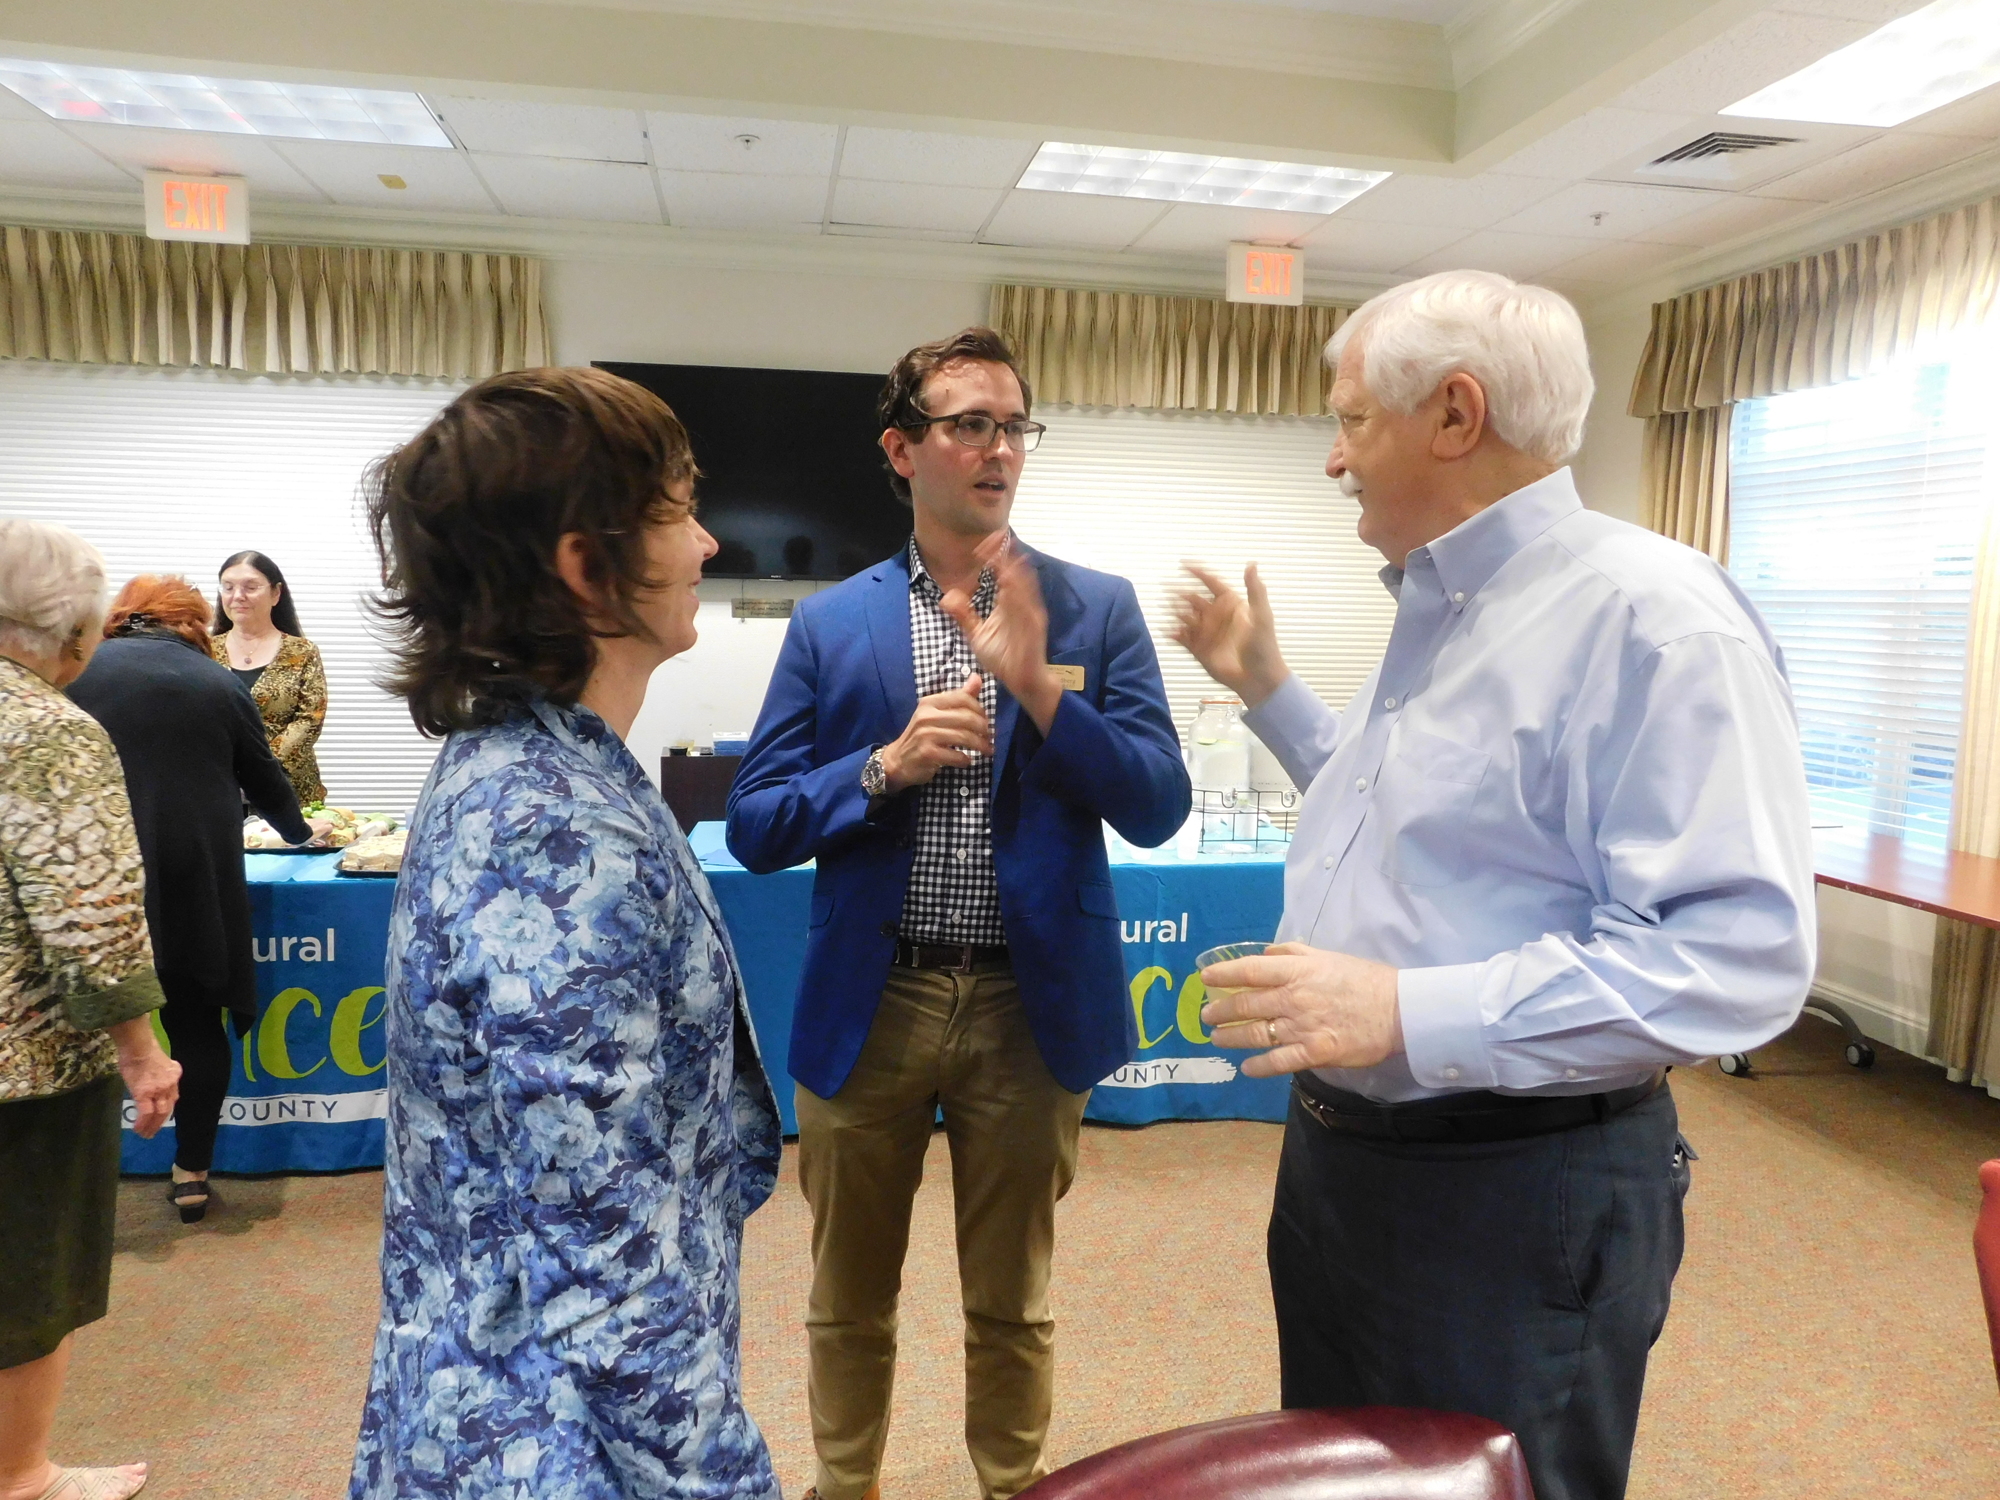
[169,1176,212,1224]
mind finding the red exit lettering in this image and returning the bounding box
[1244,250,1293,299]
[163,179,228,234]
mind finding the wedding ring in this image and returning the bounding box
[1264,1020,1279,1048]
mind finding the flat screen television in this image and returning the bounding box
[595,361,909,580]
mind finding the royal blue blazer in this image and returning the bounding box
[725,541,1191,1098]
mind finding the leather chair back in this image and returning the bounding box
[1018,1407,1534,1500]
[1977,1159,2000,1391]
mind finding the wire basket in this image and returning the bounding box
[1192,786,1299,850]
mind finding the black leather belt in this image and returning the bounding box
[1293,1068,1667,1145]
[892,939,1011,973]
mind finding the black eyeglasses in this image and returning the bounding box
[901,411,1047,453]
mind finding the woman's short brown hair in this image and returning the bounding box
[875,326,1032,505]
[365,366,698,737]
[105,575,213,655]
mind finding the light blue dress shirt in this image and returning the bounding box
[1244,468,1817,1103]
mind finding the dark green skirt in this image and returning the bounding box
[0,1073,121,1368]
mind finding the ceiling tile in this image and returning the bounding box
[56,123,327,200]
[1776,0,1934,21]
[829,178,1001,232]
[838,127,1039,188]
[1129,203,1330,254]
[1294,215,1464,273]
[0,82,50,122]
[1611,10,1879,115]
[825,221,976,244]
[645,113,837,176]
[1402,228,1603,280]
[979,190,1168,249]
[1491,179,1721,241]
[471,155,661,222]
[0,119,136,189]
[428,96,644,163]
[1489,107,1699,180]
[274,139,497,213]
[1901,83,2000,136]
[1751,129,1989,203]
[659,169,825,231]
[1543,239,1691,284]
[1636,191,1814,247]
[1335,172,1560,229]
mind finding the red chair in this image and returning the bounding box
[1977,1159,2000,1392]
[1018,1407,1534,1500]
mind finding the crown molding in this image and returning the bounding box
[501,0,1454,90]
[1572,142,2000,323]
[1446,0,1592,88]
[0,186,1398,305]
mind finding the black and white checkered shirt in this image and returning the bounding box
[899,538,1005,945]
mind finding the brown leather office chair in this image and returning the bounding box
[1017,1407,1534,1500]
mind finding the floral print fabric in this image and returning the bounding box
[210,632,326,804]
[350,699,782,1500]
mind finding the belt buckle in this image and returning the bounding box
[944,943,976,974]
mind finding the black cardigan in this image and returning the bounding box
[69,630,311,1022]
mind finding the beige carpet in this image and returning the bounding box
[50,1015,2000,1498]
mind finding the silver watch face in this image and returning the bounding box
[863,751,886,796]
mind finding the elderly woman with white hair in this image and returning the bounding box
[0,519,181,1500]
[1175,270,1814,1500]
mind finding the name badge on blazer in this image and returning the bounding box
[1050,664,1086,691]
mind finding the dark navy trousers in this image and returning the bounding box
[1268,1083,1692,1500]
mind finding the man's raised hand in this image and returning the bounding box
[1171,561,1289,709]
[880,672,994,793]
[941,533,1063,735]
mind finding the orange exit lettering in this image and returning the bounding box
[1244,250,1292,299]
[163,179,228,234]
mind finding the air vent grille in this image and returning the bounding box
[1649,131,1801,165]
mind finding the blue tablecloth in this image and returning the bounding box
[122,826,1289,1171]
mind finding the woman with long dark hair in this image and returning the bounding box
[69,576,326,1222]
[209,550,328,804]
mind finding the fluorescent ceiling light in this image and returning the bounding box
[1019,142,1388,215]
[1721,0,2000,128]
[0,59,452,147]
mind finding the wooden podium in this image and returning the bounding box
[659,754,742,834]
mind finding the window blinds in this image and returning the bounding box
[1011,402,1397,741]
[1729,354,1993,846]
[0,362,461,812]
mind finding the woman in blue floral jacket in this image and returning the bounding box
[349,367,782,1500]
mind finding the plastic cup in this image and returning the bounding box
[1195,940,1269,996]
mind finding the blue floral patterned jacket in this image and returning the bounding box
[350,700,783,1500]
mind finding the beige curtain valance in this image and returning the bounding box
[0,226,550,380]
[992,284,1352,417]
[1628,193,2000,419]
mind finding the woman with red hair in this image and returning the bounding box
[68,576,328,1221]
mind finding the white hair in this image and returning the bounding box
[1325,270,1594,465]
[0,518,108,660]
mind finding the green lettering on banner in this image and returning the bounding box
[1129,967,1174,1049]
[1176,972,1211,1045]
[330,986,388,1076]
[259,987,326,1079]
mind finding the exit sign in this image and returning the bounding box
[144,171,250,245]
[1226,242,1304,306]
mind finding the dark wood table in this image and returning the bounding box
[1813,830,2000,930]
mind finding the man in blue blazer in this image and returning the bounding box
[727,328,1188,1500]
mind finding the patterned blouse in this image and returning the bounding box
[210,632,326,804]
[0,657,164,1102]
[349,698,783,1500]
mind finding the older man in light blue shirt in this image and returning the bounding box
[1176,270,1814,1500]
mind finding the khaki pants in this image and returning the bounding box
[796,963,1089,1500]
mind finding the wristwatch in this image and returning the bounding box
[861,747,889,798]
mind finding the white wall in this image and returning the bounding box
[1571,297,1939,1061]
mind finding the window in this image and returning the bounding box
[1729,346,1994,847]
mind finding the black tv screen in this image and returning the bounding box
[595,361,910,580]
